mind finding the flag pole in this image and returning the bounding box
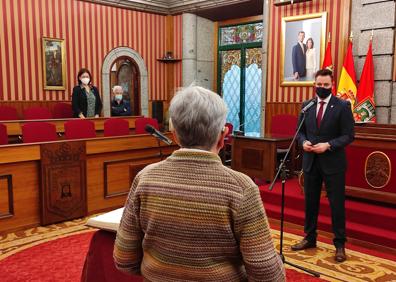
[370,29,374,41]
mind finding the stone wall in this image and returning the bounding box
[182,13,215,90]
[351,0,396,123]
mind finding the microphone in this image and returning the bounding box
[145,124,173,145]
[301,99,316,113]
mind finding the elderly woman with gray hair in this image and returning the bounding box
[114,86,285,281]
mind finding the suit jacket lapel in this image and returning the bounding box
[319,95,337,131]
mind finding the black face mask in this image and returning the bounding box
[316,87,332,99]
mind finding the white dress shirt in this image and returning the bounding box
[316,94,332,117]
[299,42,305,53]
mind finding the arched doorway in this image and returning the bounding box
[110,57,140,115]
[102,47,148,117]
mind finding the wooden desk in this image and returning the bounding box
[231,134,294,182]
[0,133,178,233]
[1,116,142,136]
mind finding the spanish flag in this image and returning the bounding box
[354,40,375,123]
[337,39,357,108]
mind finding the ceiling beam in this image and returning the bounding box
[82,0,253,15]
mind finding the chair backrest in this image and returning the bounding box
[135,117,159,134]
[270,114,298,136]
[64,119,96,140]
[23,107,53,120]
[22,122,58,143]
[0,123,8,145]
[104,118,130,137]
[0,106,18,121]
[53,103,73,119]
[224,122,234,144]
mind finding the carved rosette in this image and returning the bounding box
[365,151,391,189]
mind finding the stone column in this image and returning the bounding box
[196,16,215,90]
[351,0,396,124]
[182,13,198,87]
[182,13,215,89]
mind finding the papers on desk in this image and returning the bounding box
[86,207,124,232]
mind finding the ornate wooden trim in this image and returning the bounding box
[346,185,396,205]
[0,174,14,220]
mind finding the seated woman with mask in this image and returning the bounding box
[111,85,131,116]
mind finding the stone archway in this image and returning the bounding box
[102,47,148,117]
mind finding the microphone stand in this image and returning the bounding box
[157,139,164,160]
[268,112,321,278]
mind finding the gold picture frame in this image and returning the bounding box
[280,12,327,86]
[42,37,67,90]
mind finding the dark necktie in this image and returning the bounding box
[317,101,325,128]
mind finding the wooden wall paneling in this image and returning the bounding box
[0,144,40,164]
[2,116,141,136]
[0,174,13,219]
[0,161,40,234]
[104,156,158,199]
[86,146,178,214]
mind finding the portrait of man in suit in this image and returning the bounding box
[292,31,307,80]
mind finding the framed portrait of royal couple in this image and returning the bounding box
[281,12,327,86]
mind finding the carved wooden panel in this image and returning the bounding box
[0,175,14,219]
[40,142,87,225]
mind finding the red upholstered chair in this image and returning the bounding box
[270,114,298,137]
[64,119,96,140]
[23,107,53,120]
[53,103,73,119]
[0,123,8,145]
[104,118,130,137]
[22,122,58,143]
[271,114,299,175]
[135,117,159,134]
[0,106,18,121]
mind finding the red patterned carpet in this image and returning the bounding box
[0,231,325,282]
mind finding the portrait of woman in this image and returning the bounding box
[305,37,317,79]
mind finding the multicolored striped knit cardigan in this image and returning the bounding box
[114,149,285,281]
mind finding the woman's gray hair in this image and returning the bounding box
[169,86,228,150]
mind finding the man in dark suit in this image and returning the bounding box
[291,69,355,262]
[292,31,307,80]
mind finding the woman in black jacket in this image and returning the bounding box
[72,68,102,118]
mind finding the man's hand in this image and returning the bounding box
[303,140,313,152]
[312,142,331,154]
[294,72,299,80]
